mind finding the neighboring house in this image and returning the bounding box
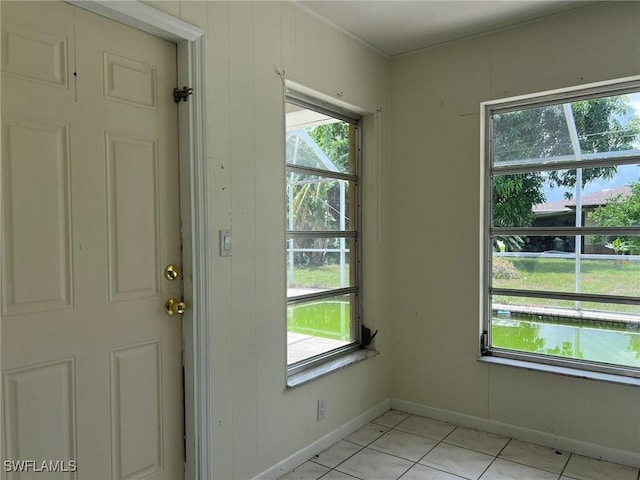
[531,185,632,253]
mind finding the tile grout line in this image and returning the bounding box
[477,455,498,480]
[558,452,573,479]
[476,436,514,480]
[284,411,640,480]
[310,440,364,471]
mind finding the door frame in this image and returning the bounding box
[66,2,212,479]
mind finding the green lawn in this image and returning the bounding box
[288,264,347,289]
[494,257,640,314]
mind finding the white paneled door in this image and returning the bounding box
[1,2,184,479]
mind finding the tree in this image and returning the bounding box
[308,122,350,171]
[492,96,640,242]
[590,181,640,254]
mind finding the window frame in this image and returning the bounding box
[481,76,640,379]
[285,90,363,376]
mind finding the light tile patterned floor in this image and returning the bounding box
[278,410,640,480]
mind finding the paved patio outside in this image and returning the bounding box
[287,332,351,364]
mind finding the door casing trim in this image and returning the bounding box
[65,2,210,479]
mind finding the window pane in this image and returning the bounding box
[285,102,353,174]
[493,294,640,316]
[492,236,640,297]
[493,166,640,229]
[493,91,640,168]
[286,172,354,231]
[491,310,640,368]
[493,104,573,167]
[287,294,355,365]
[287,238,354,297]
[502,165,640,230]
[573,93,640,160]
[582,165,640,231]
[493,249,575,292]
[494,170,575,228]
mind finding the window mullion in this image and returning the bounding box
[492,288,640,306]
[492,152,640,174]
[491,227,640,236]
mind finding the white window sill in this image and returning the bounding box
[287,348,379,388]
[478,355,640,387]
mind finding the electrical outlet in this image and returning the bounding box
[317,399,326,421]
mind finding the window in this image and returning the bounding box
[482,78,640,377]
[285,93,361,373]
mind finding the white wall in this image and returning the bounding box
[143,2,392,478]
[390,1,640,456]
[144,0,640,474]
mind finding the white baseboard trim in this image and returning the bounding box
[253,399,391,480]
[391,398,640,469]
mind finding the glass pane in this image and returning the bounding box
[286,172,353,231]
[493,169,575,228]
[492,249,576,292]
[287,294,355,365]
[493,293,640,317]
[287,238,354,297]
[572,92,640,161]
[494,166,640,229]
[492,104,573,167]
[582,165,640,232]
[491,309,640,368]
[492,91,640,168]
[285,102,352,174]
[492,235,640,297]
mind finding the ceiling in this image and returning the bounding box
[298,1,594,57]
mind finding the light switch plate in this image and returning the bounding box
[220,230,232,257]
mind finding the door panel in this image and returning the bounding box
[1,2,183,479]
[105,132,160,302]
[103,52,157,109]
[2,116,73,315]
[110,341,163,480]
[3,359,76,480]
[1,21,69,89]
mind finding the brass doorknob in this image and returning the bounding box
[164,264,180,281]
[165,298,187,315]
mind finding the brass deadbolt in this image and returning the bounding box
[164,264,180,281]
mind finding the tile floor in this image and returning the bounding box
[278,410,640,480]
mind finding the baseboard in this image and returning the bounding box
[252,398,391,480]
[391,398,640,469]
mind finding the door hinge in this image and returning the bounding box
[480,331,490,354]
[173,86,194,103]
